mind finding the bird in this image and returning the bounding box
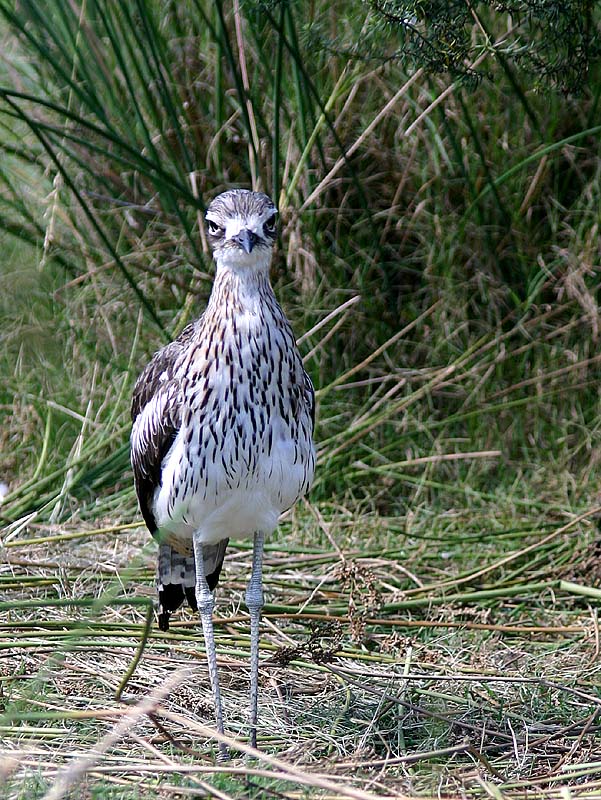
[130,189,316,759]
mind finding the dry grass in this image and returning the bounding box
[2,505,601,800]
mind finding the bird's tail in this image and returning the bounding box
[156,540,229,631]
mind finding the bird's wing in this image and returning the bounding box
[131,322,231,608]
[131,336,188,535]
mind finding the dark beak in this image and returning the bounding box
[233,229,258,254]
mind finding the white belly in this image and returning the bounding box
[153,423,315,547]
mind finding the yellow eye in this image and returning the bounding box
[264,214,277,235]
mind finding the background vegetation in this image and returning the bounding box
[1,1,600,798]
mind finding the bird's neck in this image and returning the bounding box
[208,253,275,317]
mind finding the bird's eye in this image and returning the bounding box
[207,219,222,236]
[263,214,277,235]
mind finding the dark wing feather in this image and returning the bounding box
[131,326,196,534]
[157,539,230,631]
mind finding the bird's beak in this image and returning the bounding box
[232,229,258,254]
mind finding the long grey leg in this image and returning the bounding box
[245,530,265,749]
[193,533,229,762]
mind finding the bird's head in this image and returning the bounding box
[206,189,277,269]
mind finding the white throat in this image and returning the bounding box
[214,247,272,276]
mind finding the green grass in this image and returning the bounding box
[1,1,601,798]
